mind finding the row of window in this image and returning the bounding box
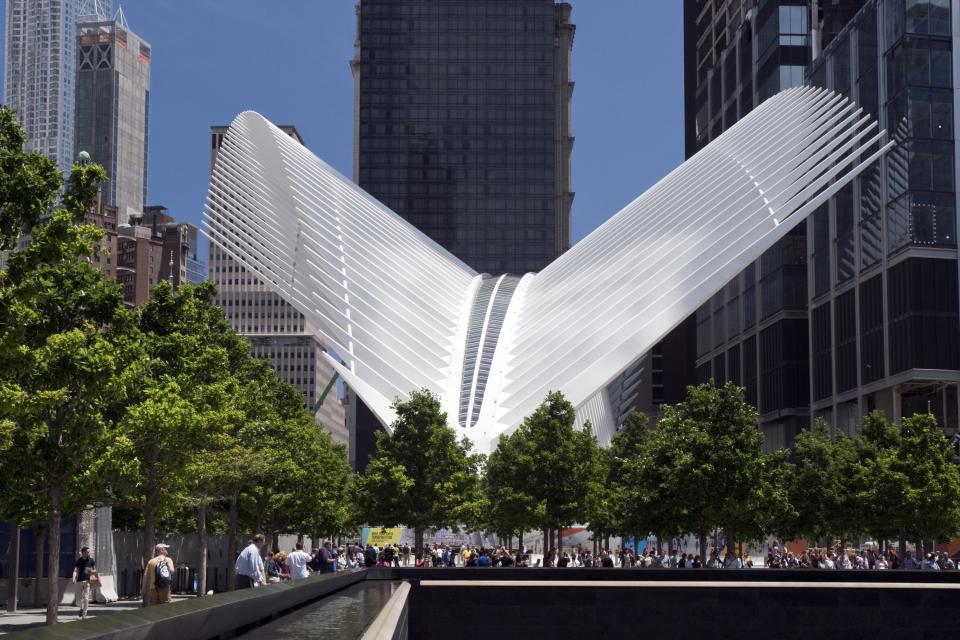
[363,48,553,63]
[361,2,557,18]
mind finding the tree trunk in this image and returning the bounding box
[45,489,61,626]
[33,528,44,609]
[197,503,208,596]
[143,490,158,567]
[227,495,239,589]
[6,522,19,612]
[558,527,563,554]
[699,529,707,563]
[898,530,907,569]
[414,527,424,556]
[270,509,279,553]
[254,493,266,537]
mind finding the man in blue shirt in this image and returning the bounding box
[922,553,941,570]
[477,549,491,567]
[235,534,266,588]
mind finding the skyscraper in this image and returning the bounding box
[683,0,960,449]
[350,0,575,468]
[75,11,151,222]
[208,126,348,446]
[352,0,575,275]
[4,0,112,173]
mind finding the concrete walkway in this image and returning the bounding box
[0,596,192,635]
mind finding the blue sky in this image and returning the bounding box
[1,1,684,249]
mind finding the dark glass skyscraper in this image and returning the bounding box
[349,0,575,469]
[352,0,574,275]
[681,0,960,450]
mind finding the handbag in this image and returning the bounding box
[89,572,102,589]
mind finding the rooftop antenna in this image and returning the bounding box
[114,6,129,29]
[78,0,111,21]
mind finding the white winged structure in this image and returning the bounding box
[204,87,893,452]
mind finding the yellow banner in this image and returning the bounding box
[367,527,403,546]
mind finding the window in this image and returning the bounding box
[812,204,831,296]
[779,65,805,90]
[779,5,809,46]
[860,275,885,383]
[905,0,951,36]
[860,162,883,270]
[812,303,833,401]
[835,185,855,284]
[834,290,857,393]
[888,257,960,372]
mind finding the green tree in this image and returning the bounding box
[122,281,252,567]
[485,428,537,546]
[605,410,650,549]
[858,412,960,559]
[626,382,789,558]
[0,107,136,624]
[620,410,691,550]
[508,391,594,553]
[0,108,61,250]
[583,445,618,551]
[359,388,481,553]
[783,420,861,546]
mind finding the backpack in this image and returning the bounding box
[155,558,173,588]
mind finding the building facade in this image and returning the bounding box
[208,126,347,446]
[115,205,199,307]
[4,0,112,173]
[352,0,575,275]
[349,0,575,468]
[75,14,151,223]
[686,0,960,449]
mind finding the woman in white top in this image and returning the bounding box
[874,555,889,570]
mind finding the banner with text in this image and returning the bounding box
[362,527,404,547]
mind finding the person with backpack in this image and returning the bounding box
[142,543,176,606]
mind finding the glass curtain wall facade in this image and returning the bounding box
[681,1,822,442]
[684,0,869,449]
[349,0,574,468]
[804,0,960,436]
[4,0,112,174]
[352,0,574,275]
[688,0,960,448]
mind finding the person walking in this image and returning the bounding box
[71,546,97,619]
[285,542,313,580]
[142,543,175,607]
[235,534,266,589]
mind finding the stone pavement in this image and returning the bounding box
[0,596,192,635]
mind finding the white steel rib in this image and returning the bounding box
[204,87,893,451]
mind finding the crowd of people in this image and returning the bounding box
[764,545,957,570]
[66,535,960,618]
